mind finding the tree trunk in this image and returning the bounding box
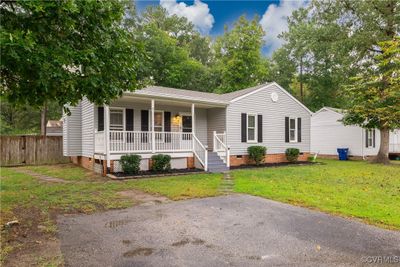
[40,104,47,136]
[373,128,390,164]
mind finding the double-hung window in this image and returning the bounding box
[289,118,297,142]
[247,114,257,142]
[110,109,124,131]
[367,129,375,147]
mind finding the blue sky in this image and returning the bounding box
[136,0,307,56]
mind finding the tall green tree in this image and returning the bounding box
[275,0,399,110]
[342,38,400,164]
[1,0,143,133]
[213,16,268,93]
[137,6,213,91]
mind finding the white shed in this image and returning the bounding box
[311,107,399,158]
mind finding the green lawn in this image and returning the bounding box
[0,166,222,265]
[233,159,400,229]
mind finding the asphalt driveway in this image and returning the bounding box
[58,194,400,267]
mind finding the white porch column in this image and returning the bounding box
[104,105,111,168]
[191,103,195,135]
[151,99,155,153]
[191,103,195,151]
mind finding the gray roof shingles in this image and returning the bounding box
[128,83,271,103]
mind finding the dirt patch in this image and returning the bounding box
[1,207,63,267]
[122,240,131,245]
[123,248,153,257]
[105,219,132,229]
[117,189,170,204]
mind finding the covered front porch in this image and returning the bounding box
[94,95,229,171]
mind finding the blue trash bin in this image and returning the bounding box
[337,148,349,160]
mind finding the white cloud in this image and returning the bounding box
[160,0,215,34]
[259,0,308,56]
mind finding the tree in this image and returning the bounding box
[275,0,399,111]
[1,0,143,133]
[213,16,268,93]
[342,38,400,164]
[136,6,213,91]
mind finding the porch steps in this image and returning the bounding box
[207,152,229,173]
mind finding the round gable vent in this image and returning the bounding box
[271,92,279,102]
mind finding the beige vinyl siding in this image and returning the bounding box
[226,84,311,155]
[63,103,82,156]
[81,98,95,157]
[207,108,226,149]
[311,109,380,156]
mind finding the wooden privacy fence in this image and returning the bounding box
[0,136,69,166]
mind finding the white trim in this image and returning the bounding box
[312,107,343,117]
[247,113,257,143]
[179,112,192,133]
[230,82,313,115]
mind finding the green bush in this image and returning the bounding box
[247,146,267,165]
[286,148,300,162]
[151,154,171,172]
[120,154,141,174]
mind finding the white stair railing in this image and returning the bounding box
[213,131,230,167]
[193,135,208,171]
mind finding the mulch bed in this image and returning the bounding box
[230,161,320,170]
[108,168,204,180]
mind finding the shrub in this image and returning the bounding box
[120,154,141,174]
[151,154,171,172]
[247,146,267,165]
[286,148,300,162]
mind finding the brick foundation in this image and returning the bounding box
[70,156,94,170]
[187,157,194,169]
[229,153,310,166]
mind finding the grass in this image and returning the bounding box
[0,165,222,265]
[233,159,400,229]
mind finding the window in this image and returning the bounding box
[110,109,124,131]
[153,111,163,132]
[367,129,375,147]
[247,114,257,142]
[289,118,297,142]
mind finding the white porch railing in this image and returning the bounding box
[94,130,209,170]
[193,135,208,171]
[213,131,230,167]
[389,143,400,153]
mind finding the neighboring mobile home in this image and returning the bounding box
[311,107,400,158]
[63,82,312,174]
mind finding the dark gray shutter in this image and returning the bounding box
[297,118,302,142]
[141,110,149,143]
[373,129,376,147]
[241,113,247,142]
[125,109,134,131]
[257,114,263,143]
[97,107,104,131]
[141,110,149,131]
[285,117,289,143]
[126,109,134,143]
[365,129,368,148]
[164,111,171,143]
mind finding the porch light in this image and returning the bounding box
[172,114,182,126]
